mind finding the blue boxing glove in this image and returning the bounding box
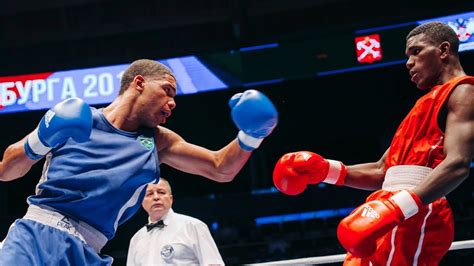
[229,90,278,151]
[24,97,93,160]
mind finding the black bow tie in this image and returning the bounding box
[146,220,165,232]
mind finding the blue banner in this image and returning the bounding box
[0,56,228,114]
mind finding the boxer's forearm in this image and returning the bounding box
[344,149,389,190]
[209,139,253,182]
[344,162,386,190]
[0,137,37,182]
[158,135,251,183]
[413,157,471,204]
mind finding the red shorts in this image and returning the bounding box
[343,190,454,266]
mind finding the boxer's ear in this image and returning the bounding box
[439,41,450,60]
[134,75,145,93]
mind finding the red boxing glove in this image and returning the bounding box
[272,151,347,195]
[337,190,424,258]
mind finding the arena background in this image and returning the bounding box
[0,0,473,264]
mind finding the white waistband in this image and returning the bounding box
[382,165,433,191]
[23,205,107,253]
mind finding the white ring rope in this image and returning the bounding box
[247,240,474,265]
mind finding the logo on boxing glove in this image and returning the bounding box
[44,110,56,128]
[360,206,380,219]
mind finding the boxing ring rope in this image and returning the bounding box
[248,240,474,265]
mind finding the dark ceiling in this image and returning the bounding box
[1,0,472,75]
[1,5,474,263]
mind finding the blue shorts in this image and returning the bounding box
[0,219,112,266]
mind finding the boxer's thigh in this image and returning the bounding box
[0,219,112,266]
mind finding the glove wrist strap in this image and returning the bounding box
[390,190,423,220]
[324,160,347,186]
[25,128,51,159]
[237,131,263,151]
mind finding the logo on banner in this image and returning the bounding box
[355,34,382,64]
[447,17,474,43]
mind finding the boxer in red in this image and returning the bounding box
[273,22,474,265]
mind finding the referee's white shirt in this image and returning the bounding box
[127,208,224,265]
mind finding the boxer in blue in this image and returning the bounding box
[0,59,278,265]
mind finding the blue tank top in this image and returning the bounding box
[28,107,160,239]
